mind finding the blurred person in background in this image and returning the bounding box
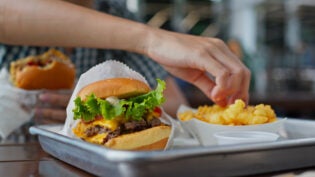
[0,0,250,140]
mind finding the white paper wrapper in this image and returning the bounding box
[177,104,286,146]
[60,60,195,150]
[0,68,39,139]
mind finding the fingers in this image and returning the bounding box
[195,38,250,106]
[34,91,71,125]
[175,37,250,106]
[164,66,216,98]
[34,107,66,124]
[38,91,71,107]
[208,38,251,104]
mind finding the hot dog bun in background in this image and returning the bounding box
[10,49,76,90]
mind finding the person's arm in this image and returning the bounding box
[0,0,250,106]
[0,0,148,53]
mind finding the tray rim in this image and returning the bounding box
[29,118,315,163]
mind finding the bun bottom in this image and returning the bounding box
[105,125,171,151]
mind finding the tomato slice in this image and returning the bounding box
[27,61,38,66]
[153,107,162,117]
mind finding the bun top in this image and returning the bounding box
[15,61,75,90]
[10,49,75,90]
[77,78,150,101]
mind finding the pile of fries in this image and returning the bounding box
[179,99,277,126]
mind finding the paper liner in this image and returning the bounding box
[0,68,40,139]
[61,60,186,150]
[177,104,286,146]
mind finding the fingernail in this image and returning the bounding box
[214,96,223,102]
[39,94,49,102]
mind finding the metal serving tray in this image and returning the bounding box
[30,118,315,177]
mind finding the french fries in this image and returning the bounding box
[179,99,277,126]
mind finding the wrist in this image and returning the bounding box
[137,26,164,59]
[129,24,157,56]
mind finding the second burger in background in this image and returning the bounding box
[10,49,76,90]
[72,78,171,151]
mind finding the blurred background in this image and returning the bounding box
[129,0,315,119]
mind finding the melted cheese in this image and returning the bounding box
[72,118,120,143]
[86,133,108,144]
[91,118,119,131]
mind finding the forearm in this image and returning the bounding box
[0,0,150,54]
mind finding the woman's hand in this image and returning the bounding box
[34,91,71,124]
[145,29,251,106]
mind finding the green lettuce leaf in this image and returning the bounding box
[72,79,166,122]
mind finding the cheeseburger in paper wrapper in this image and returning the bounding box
[61,60,181,151]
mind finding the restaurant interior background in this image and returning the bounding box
[126,0,315,120]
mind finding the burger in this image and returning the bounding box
[10,49,76,90]
[72,78,171,151]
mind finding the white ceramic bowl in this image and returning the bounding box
[177,105,286,146]
[214,131,280,145]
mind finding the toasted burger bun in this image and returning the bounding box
[105,125,171,150]
[10,49,75,90]
[14,61,75,90]
[77,78,150,101]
